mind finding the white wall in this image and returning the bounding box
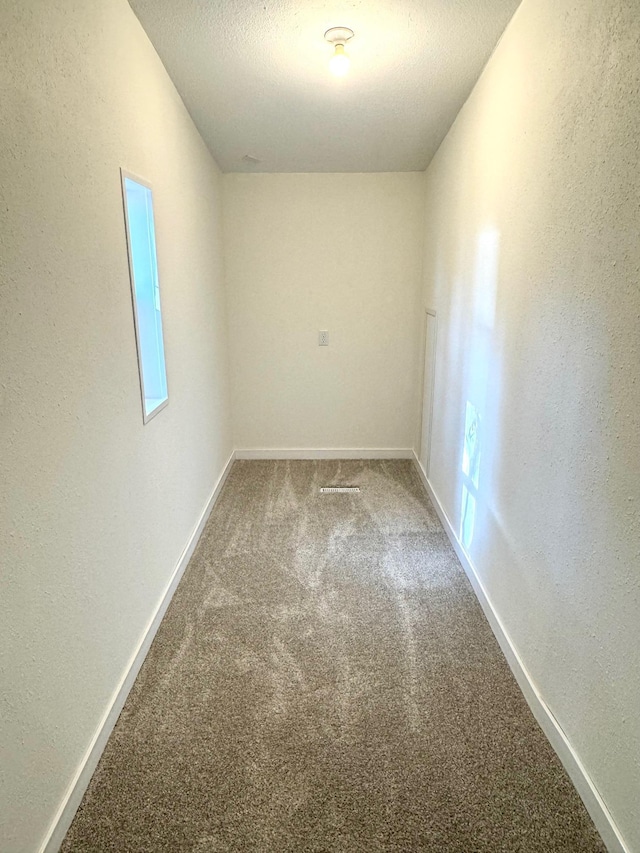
[223,173,426,453]
[419,0,640,848]
[0,2,232,851]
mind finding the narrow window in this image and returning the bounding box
[121,171,168,423]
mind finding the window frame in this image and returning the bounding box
[120,168,169,424]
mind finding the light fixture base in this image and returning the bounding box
[324,26,354,46]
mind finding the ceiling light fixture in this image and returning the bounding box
[324,27,354,77]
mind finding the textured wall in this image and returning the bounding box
[419,0,640,848]
[0,1,232,850]
[223,172,426,452]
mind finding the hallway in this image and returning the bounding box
[3,0,639,849]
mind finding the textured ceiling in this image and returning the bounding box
[128,0,521,172]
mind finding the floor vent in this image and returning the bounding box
[320,486,361,493]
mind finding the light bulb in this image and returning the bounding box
[329,43,350,76]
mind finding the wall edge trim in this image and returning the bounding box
[39,449,237,853]
[235,448,414,460]
[411,451,628,853]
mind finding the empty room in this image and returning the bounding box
[1,0,638,851]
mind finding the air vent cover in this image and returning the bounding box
[320,487,360,493]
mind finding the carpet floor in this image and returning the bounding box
[61,460,605,852]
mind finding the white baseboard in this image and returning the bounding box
[235,447,414,460]
[411,451,628,853]
[40,450,236,853]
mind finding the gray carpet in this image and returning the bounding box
[61,460,605,852]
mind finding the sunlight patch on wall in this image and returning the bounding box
[459,228,500,552]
